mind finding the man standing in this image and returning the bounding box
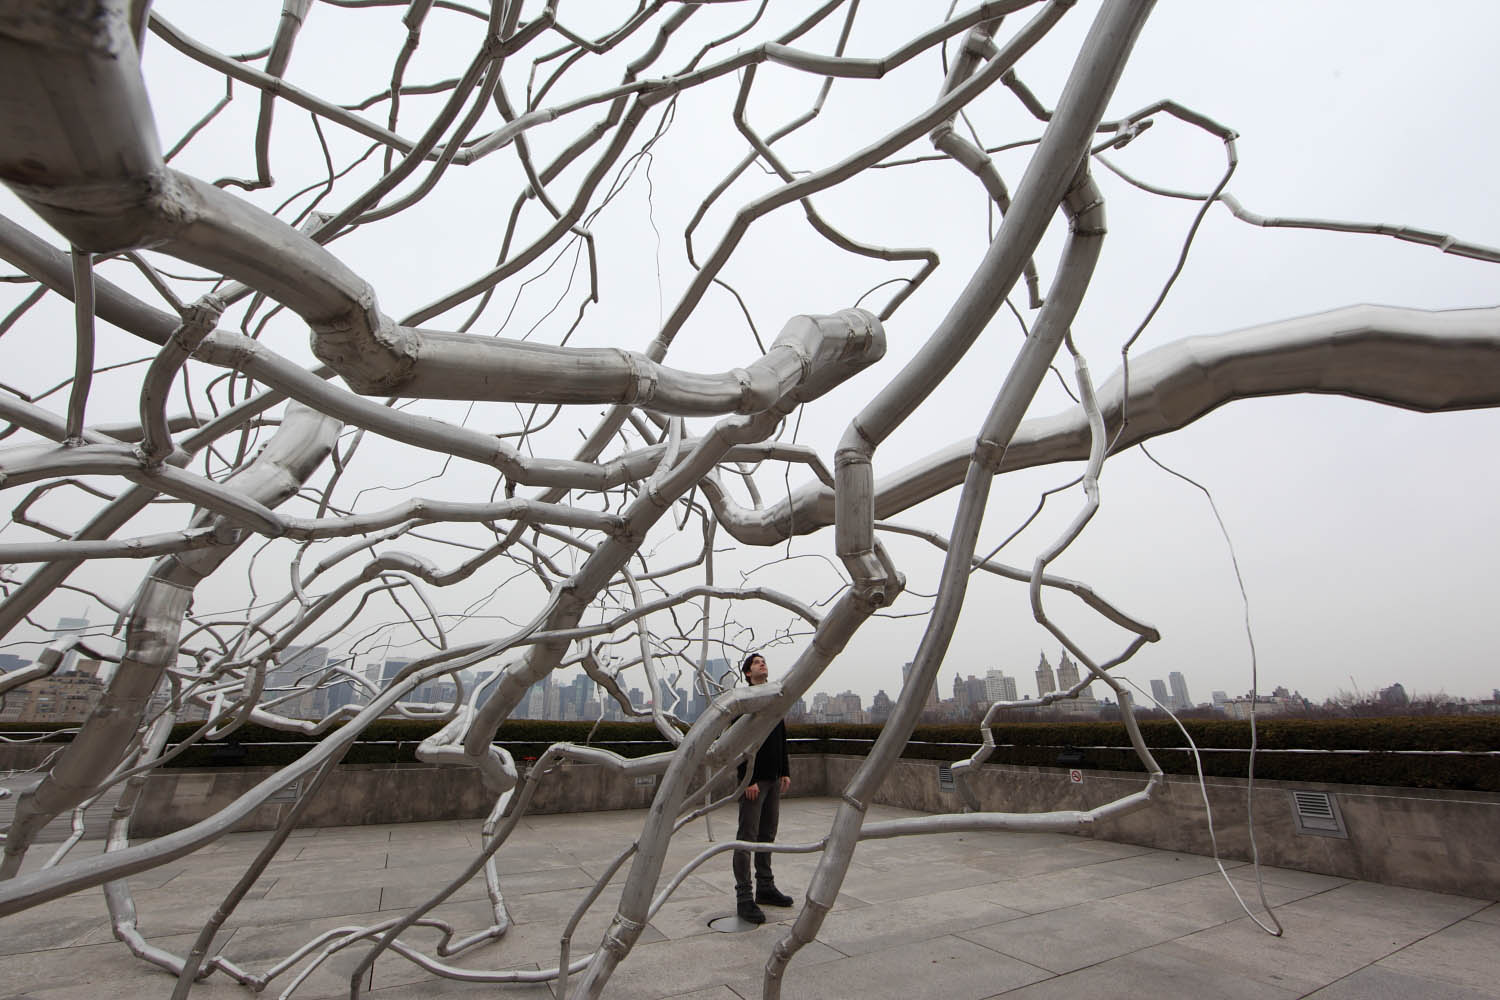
[733,651,795,924]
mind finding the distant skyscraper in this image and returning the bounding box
[543,675,561,718]
[1056,652,1097,707]
[54,616,88,673]
[952,674,971,715]
[1035,652,1056,698]
[1149,678,1169,706]
[901,661,939,712]
[983,669,1018,704]
[1056,654,1079,690]
[570,674,594,720]
[1168,671,1191,710]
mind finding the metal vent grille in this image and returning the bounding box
[937,764,955,791]
[1290,790,1347,838]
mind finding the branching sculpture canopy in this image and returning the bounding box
[0,2,1495,998]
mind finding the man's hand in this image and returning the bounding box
[744,782,759,802]
[779,775,791,794]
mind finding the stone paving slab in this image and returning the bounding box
[0,797,1495,998]
[1304,965,1500,1000]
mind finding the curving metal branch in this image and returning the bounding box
[0,2,1495,998]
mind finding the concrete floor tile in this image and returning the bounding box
[957,898,1201,974]
[1,800,1488,1000]
[980,866,1153,914]
[576,920,843,999]
[1080,850,1238,886]
[261,850,391,879]
[366,895,630,995]
[0,896,111,957]
[0,931,224,996]
[1308,880,1490,929]
[1376,918,1500,993]
[1470,903,1500,926]
[660,987,744,1000]
[996,945,1300,1000]
[834,860,1012,903]
[377,865,596,911]
[1304,964,1500,1000]
[811,881,1024,956]
[1283,885,1486,942]
[752,933,1048,1000]
[1223,864,1350,893]
[366,973,554,998]
[117,884,386,935]
[1161,905,1425,995]
[1110,873,1311,927]
[208,910,388,998]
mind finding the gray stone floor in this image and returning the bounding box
[1,797,1496,999]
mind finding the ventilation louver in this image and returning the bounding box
[1290,789,1347,838]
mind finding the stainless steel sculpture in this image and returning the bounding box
[1,2,1496,997]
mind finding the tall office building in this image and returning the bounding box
[984,669,1018,704]
[901,661,939,712]
[544,675,561,719]
[54,616,89,673]
[1056,652,1097,704]
[1149,678,1169,706]
[1168,671,1192,710]
[952,674,972,715]
[525,675,548,718]
[261,646,326,718]
[1035,652,1057,698]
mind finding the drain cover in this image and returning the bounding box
[708,913,762,933]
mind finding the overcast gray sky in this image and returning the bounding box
[2,2,1497,712]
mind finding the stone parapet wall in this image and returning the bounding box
[826,755,1500,899]
[9,748,1491,898]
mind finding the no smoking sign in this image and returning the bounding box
[1068,768,1083,784]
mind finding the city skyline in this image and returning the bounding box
[3,619,1487,722]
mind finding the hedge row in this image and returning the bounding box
[5,717,1497,790]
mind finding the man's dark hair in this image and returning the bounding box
[741,651,762,680]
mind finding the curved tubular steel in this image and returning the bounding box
[0,404,341,878]
[765,4,1154,992]
[704,304,1500,547]
[2,3,1499,998]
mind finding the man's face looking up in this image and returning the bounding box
[745,655,768,685]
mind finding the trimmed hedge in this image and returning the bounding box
[813,718,1500,791]
[6,717,1498,791]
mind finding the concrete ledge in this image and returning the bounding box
[828,754,1500,899]
[17,748,1492,898]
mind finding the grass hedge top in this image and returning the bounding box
[6,715,1499,753]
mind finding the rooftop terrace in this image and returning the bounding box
[2,798,1496,999]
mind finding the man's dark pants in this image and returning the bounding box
[733,778,780,901]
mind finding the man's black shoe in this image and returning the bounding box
[737,899,767,924]
[755,886,795,907]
